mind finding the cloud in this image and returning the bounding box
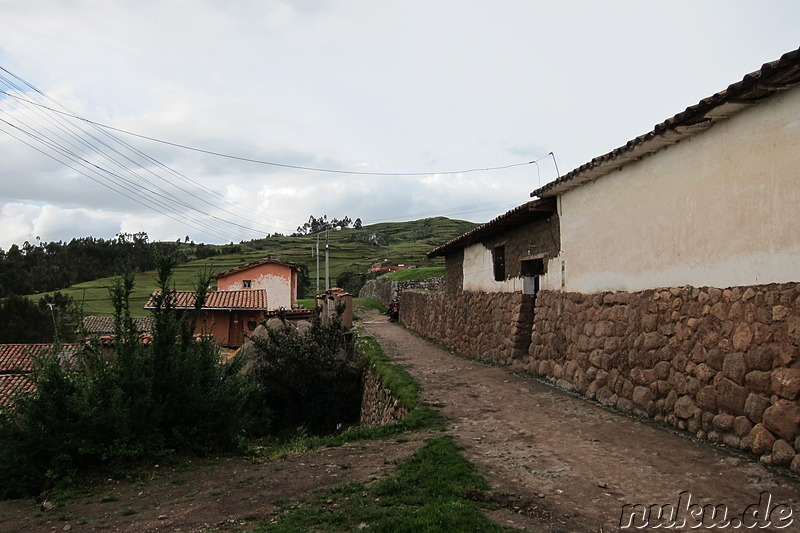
[0,203,121,249]
[1,1,799,248]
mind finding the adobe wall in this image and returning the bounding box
[527,284,800,472]
[400,291,534,364]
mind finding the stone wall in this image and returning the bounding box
[359,276,443,307]
[360,366,408,427]
[527,284,800,472]
[400,291,534,364]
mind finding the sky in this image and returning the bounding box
[0,1,798,249]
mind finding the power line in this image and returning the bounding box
[0,82,545,177]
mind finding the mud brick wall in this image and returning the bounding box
[360,366,409,427]
[528,284,800,472]
[400,291,535,364]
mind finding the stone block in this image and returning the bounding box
[745,371,773,395]
[744,345,775,372]
[733,416,753,438]
[771,439,796,466]
[722,353,747,385]
[715,378,748,416]
[696,386,717,411]
[744,393,771,424]
[771,368,800,400]
[712,413,735,431]
[763,400,800,442]
[748,424,776,455]
[632,386,654,408]
[674,395,698,419]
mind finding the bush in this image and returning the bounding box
[248,318,363,436]
[0,255,250,498]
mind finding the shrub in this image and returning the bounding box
[247,318,363,437]
[0,255,250,498]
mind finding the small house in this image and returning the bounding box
[214,257,301,310]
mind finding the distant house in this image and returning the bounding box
[214,257,301,310]
[428,198,559,295]
[82,316,155,337]
[0,344,81,408]
[144,289,269,347]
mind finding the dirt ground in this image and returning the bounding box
[1,310,798,532]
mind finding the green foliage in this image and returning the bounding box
[0,292,79,343]
[258,437,503,532]
[248,318,364,437]
[335,270,367,295]
[0,254,250,498]
[34,217,475,316]
[0,232,180,298]
[385,266,445,282]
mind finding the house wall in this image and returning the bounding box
[217,263,297,309]
[548,86,800,293]
[461,216,560,293]
[196,310,264,347]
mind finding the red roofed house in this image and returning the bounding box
[145,289,269,348]
[214,257,301,310]
[0,344,80,408]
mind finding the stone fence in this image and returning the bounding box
[360,366,408,427]
[400,291,534,364]
[360,276,444,307]
[400,283,800,474]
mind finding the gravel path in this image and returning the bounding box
[362,312,800,532]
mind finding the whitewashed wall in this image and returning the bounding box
[545,86,800,293]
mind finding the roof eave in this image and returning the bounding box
[531,47,800,199]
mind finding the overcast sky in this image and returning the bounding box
[0,1,797,249]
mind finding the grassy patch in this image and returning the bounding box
[385,266,445,282]
[256,437,510,532]
[39,218,473,317]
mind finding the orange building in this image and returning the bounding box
[214,258,300,310]
[145,290,269,347]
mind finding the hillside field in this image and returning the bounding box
[50,217,474,316]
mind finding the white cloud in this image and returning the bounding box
[0,0,798,247]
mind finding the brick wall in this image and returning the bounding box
[400,291,534,364]
[527,284,800,471]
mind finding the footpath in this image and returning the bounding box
[361,312,800,532]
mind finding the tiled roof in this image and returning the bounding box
[0,374,34,408]
[213,257,301,279]
[82,316,155,335]
[145,290,269,310]
[531,46,800,199]
[0,344,53,373]
[428,198,557,257]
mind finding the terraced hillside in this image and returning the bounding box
[49,217,475,316]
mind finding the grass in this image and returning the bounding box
[385,266,445,282]
[255,437,512,532]
[40,218,475,317]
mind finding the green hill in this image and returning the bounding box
[51,217,475,316]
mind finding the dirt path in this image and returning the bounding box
[361,311,800,532]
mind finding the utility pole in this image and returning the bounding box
[46,302,58,344]
[315,232,320,294]
[325,229,330,291]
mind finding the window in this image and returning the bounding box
[492,246,505,282]
[520,258,545,276]
[242,280,252,289]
